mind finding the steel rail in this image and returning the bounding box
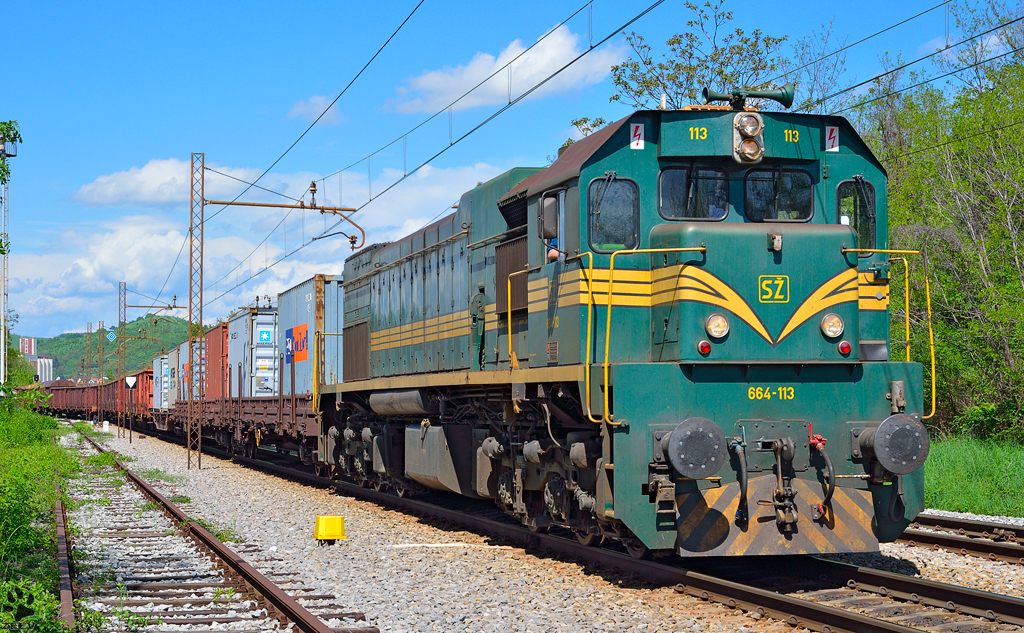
[899,528,1024,566]
[54,481,75,629]
[910,515,1024,541]
[795,557,1024,626]
[166,439,954,633]
[78,434,340,633]
[114,429,1024,632]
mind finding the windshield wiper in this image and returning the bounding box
[593,171,616,230]
[771,164,784,219]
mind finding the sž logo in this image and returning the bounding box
[285,324,308,364]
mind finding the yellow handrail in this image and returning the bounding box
[506,268,531,369]
[891,257,911,362]
[312,331,345,410]
[842,248,936,420]
[603,247,707,425]
[577,253,602,423]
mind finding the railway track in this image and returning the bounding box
[103,425,1024,633]
[66,432,377,633]
[899,516,1024,565]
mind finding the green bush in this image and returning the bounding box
[0,579,63,631]
[949,402,1024,443]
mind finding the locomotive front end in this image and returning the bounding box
[583,94,931,556]
[611,220,929,556]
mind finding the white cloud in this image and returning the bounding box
[287,95,344,125]
[72,159,322,209]
[389,25,624,113]
[18,158,508,336]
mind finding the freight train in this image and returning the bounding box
[47,84,933,559]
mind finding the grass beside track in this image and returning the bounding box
[0,406,79,630]
[925,437,1024,518]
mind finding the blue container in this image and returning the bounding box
[278,274,344,395]
[228,307,279,397]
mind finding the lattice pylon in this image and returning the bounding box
[85,322,92,383]
[97,320,104,423]
[187,153,205,469]
[118,282,126,438]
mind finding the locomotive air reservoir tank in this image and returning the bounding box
[317,83,934,559]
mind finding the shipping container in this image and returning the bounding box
[152,355,168,409]
[167,346,179,407]
[227,307,279,397]
[205,323,229,401]
[278,274,343,395]
[177,339,207,401]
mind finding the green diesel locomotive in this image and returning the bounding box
[319,84,931,558]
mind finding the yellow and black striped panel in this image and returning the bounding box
[858,272,890,311]
[674,474,879,556]
[370,311,471,352]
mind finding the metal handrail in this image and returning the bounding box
[891,257,911,362]
[506,268,531,369]
[602,247,707,425]
[842,248,936,420]
[577,253,602,423]
[313,331,344,409]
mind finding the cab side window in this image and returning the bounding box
[588,176,639,252]
[837,178,875,252]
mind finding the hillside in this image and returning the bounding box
[18,315,190,379]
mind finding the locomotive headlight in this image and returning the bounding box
[737,138,764,162]
[737,114,763,137]
[820,313,844,338]
[705,313,730,338]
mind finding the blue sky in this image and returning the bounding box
[5,0,961,338]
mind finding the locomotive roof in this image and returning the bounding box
[499,109,885,206]
[500,115,630,204]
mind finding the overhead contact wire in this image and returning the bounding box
[316,1,594,186]
[798,13,1024,112]
[203,0,426,291]
[770,1,951,85]
[210,1,592,295]
[206,0,667,306]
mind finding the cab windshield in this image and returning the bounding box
[744,168,813,222]
[659,167,728,220]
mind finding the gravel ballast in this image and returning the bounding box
[90,426,1024,632]
[97,430,793,633]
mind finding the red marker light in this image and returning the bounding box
[698,340,712,355]
[837,340,851,355]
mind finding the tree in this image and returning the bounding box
[608,1,788,110]
[0,121,21,186]
[785,19,852,114]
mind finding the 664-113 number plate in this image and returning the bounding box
[748,386,795,400]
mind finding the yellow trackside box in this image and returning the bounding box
[314,515,346,541]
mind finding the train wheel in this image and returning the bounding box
[393,482,411,498]
[623,539,650,560]
[574,530,603,547]
[314,463,325,478]
[371,480,387,493]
